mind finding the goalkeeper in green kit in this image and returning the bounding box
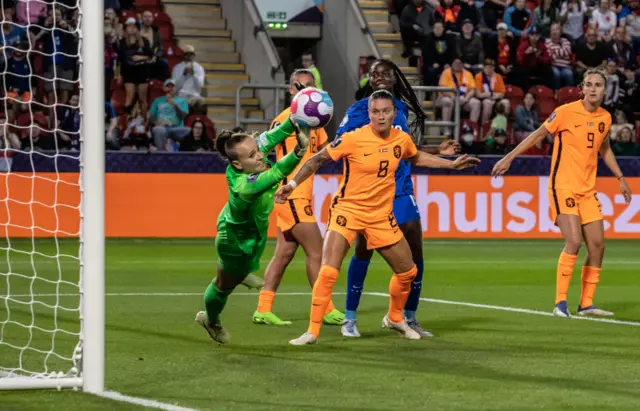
[195,117,310,344]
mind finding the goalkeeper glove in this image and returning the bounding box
[291,118,310,157]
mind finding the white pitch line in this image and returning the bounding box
[95,391,199,411]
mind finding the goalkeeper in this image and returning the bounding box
[195,117,310,344]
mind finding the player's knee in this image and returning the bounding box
[564,237,581,254]
[587,239,605,256]
[275,244,297,264]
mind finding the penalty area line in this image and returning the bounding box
[94,391,199,411]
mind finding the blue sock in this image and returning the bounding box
[345,256,370,321]
[404,259,424,320]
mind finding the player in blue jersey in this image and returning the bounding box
[339,59,459,338]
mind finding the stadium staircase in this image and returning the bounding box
[163,0,267,132]
[357,0,443,143]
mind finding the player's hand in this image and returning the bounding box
[620,177,632,204]
[439,139,460,156]
[450,154,480,170]
[491,157,512,177]
[274,184,295,204]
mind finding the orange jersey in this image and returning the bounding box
[272,108,328,200]
[474,72,506,95]
[544,100,612,195]
[326,124,418,217]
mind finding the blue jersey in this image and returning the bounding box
[336,97,414,197]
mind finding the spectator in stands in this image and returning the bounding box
[105,100,119,150]
[590,0,617,42]
[301,52,323,90]
[478,0,506,32]
[399,0,435,60]
[0,118,20,150]
[487,22,516,77]
[610,109,633,140]
[603,59,622,112]
[612,125,639,155]
[104,14,119,101]
[575,26,612,78]
[15,0,47,26]
[621,0,640,51]
[422,21,457,85]
[460,122,483,154]
[5,43,31,113]
[150,79,190,151]
[1,10,30,62]
[104,0,121,12]
[484,127,509,154]
[504,0,531,40]
[487,102,507,137]
[611,26,635,71]
[41,8,78,107]
[172,45,205,102]
[532,0,560,37]
[514,26,551,90]
[475,58,510,124]
[514,92,540,139]
[16,106,50,151]
[121,102,149,151]
[437,58,481,131]
[436,0,461,32]
[116,17,153,115]
[140,10,168,80]
[459,19,484,75]
[104,8,123,39]
[560,0,588,41]
[179,120,211,152]
[457,0,486,30]
[356,55,377,99]
[546,23,575,90]
[56,93,80,151]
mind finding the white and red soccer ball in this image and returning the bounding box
[290,87,333,129]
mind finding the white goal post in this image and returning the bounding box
[0,0,104,391]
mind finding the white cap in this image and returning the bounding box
[497,22,508,30]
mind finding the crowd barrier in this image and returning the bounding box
[3,153,640,238]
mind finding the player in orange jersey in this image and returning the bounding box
[492,69,632,318]
[275,90,479,345]
[252,69,344,326]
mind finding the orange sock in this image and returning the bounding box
[307,265,339,337]
[325,300,336,315]
[388,265,417,323]
[580,266,601,308]
[555,252,577,304]
[257,290,275,313]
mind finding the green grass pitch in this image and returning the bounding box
[1,238,640,411]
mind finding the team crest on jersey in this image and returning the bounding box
[547,112,557,123]
[331,137,342,148]
[257,132,268,148]
[566,198,576,208]
[336,215,347,226]
[599,122,605,133]
[393,145,402,159]
[247,173,259,183]
[304,205,313,216]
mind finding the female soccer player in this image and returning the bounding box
[492,69,632,318]
[276,90,479,345]
[253,69,344,326]
[338,59,459,338]
[195,117,310,344]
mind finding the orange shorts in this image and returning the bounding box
[274,198,316,232]
[327,208,403,250]
[549,189,603,225]
[6,91,31,102]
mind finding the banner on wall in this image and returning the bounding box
[255,0,324,23]
[1,173,638,239]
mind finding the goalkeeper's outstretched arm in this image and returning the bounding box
[274,147,333,203]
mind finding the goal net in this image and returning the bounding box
[0,0,104,391]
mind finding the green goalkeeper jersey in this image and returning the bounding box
[217,118,302,255]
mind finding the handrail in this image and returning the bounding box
[412,86,461,143]
[349,0,381,59]
[245,0,283,77]
[235,84,290,128]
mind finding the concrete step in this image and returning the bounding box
[216,120,269,133]
[205,97,259,106]
[172,17,226,30]
[206,85,254,98]
[378,42,403,55]
[206,73,248,86]
[400,66,418,75]
[374,32,402,42]
[359,0,387,9]
[201,63,245,72]
[164,4,221,18]
[165,0,220,4]
[368,21,392,33]
[196,52,240,64]
[422,101,434,109]
[181,39,235,53]
[175,28,231,38]
[363,10,389,23]
[208,107,264,121]
[382,54,408,67]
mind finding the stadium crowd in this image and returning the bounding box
[1,0,639,155]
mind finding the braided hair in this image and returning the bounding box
[362,59,427,144]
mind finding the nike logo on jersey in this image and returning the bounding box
[574,124,581,128]
[364,153,373,156]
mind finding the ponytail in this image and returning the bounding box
[215,130,252,162]
[215,130,233,159]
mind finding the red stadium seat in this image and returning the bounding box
[461,119,480,141]
[556,86,581,106]
[528,85,554,101]
[505,84,525,112]
[110,79,126,115]
[136,0,161,7]
[165,42,183,71]
[537,98,557,120]
[147,80,165,106]
[153,11,172,25]
[120,9,137,23]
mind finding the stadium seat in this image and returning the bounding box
[537,98,556,120]
[505,84,525,113]
[461,119,480,141]
[120,9,137,23]
[556,86,581,106]
[136,0,161,7]
[110,79,126,115]
[528,85,554,101]
[148,80,165,105]
[157,23,174,44]
[153,11,172,25]
[185,114,217,142]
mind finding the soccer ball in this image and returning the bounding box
[290,87,333,129]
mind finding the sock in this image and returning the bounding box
[555,252,578,304]
[308,265,339,337]
[388,265,417,323]
[403,258,424,320]
[257,290,275,313]
[325,300,336,315]
[580,266,601,308]
[345,256,371,321]
[204,282,234,325]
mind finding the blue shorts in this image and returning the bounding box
[393,194,420,226]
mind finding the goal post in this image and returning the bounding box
[0,0,104,391]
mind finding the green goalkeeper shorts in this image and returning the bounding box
[215,232,266,276]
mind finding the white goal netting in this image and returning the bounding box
[0,0,86,387]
